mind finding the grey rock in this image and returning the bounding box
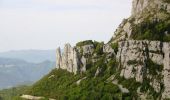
[112,80,129,93]
[56,44,80,74]
[162,43,170,98]
[56,44,91,74]
[81,56,87,72]
[76,77,87,85]
[82,44,94,55]
[95,67,102,77]
[117,40,170,98]
[103,44,114,54]
[56,47,62,69]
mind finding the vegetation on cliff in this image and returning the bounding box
[25,55,134,100]
[131,18,170,42]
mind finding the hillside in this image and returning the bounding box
[17,0,170,100]
[26,68,134,100]
[0,85,29,100]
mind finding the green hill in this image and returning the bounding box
[0,85,29,100]
[26,60,136,100]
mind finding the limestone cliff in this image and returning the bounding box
[132,0,170,16]
[109,0,170,99]
[56,41,114,74]
[55,0,170,99]
[56,44,80,74]
[111,0,170,43]
[116,40,170,98]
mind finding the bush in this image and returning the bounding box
[94,42,104,55]
[163,0,170,3]
[117,77,141,98]
[111,42,118,54]
[26,66,125,100]
[101,93,113,100]
[131,19,170,42]
[76,40,93,47]
[146,59,163,76]
[127,60,143,65]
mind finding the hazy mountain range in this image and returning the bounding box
[0,50,56,63]
[0,50,56,89]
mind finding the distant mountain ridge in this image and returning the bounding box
[0,50,56,63]
[0,57,55,90]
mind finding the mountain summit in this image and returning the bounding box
[111,0,170,42]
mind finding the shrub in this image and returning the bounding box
[76,40,93,47]
[131,19,170,42]
[117,77,141,98]
[145,59,163,76]
[111,42,118,54]
[127,60,143,65]
[94,42,104,55]
[101,93,113,100]
[163,0,170,3]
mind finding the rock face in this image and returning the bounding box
[111,0,170,43]
[56,43,96,74]
[116,40,170,98]
[56,44,80,74]
[103,44,114,54]
[162,43,170,98]
[132,0,170,16]
[56,47,62,68]
[109,0,170,99]
[55,0,170,98]
[21,95,45,100]
[81,44,94,55]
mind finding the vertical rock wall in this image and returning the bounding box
[56,44,80,74]
[117,40,170,98]
[56,43,96,74]
[162,43,170,98]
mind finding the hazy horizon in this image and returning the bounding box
[0,0,132,52]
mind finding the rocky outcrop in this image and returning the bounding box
[117,40,147,82]
[132,0,170,16]
[81,56,87,72]
[56,43,96,74]
[111,0,170,43]
[103,44,114,54]
[21,95,56,100]
[112,80,129,93]
[55,0,170,98]
[81,44,94,55]
[56,47,62,68]
[21,95,45,100]
[116,40,170,98]
[76,77,87,85]
[56,44,80,74]
[95,67,102,77]
[162,43,170,98]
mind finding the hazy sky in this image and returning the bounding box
[0,0,132,52]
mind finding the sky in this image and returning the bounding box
[0,0,132,52]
